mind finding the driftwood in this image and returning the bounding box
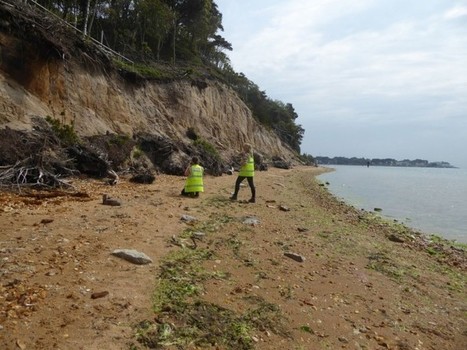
[106,169,119,185]
[0,159,75,191]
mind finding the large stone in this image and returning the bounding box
[243,216,260,226]
[111,249,153,265]
[181,214,197,222]
[284,252,305,262]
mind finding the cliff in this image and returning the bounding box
[0,1,297,176]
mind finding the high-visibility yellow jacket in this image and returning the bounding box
[184,164,204,193]
[239,154,254,177]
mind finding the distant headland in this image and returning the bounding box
[315,156,456,168]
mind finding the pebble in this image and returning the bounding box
[91,291,109,299]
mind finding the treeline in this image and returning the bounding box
[26,0,304,152]
[315,156,455,168]
[33,0,231,64]
[223,72,304,152]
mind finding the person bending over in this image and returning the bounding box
[181,156,204,197]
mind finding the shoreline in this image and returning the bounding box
[0,165,465,349]
[317,165,467,244]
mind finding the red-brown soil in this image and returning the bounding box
[0,166,465,349]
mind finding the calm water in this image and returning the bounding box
[318,165,467,243]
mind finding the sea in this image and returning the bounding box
[317,165,467,243]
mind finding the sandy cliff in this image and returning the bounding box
[0,2,295,164]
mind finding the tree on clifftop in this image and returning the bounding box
[33,0,228,63]
[28,0,303,152]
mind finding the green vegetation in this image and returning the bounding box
[114,60,175,80]
[204,195,232,209]
[131,209,290,349]
[220,70,305,151]
[278,284,294,300]
[315,156,456,168]
[133,246,287,349]
[45,116,79,145]
[367,252,408,281]
[131,147,143,160]
[299,325,314,334]
[299,153,316,165]
[108,134,131,146]
[152,248,213,313]
[186,127,222,161]
[193,137,221,160]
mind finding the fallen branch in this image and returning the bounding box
[0,161,75,191]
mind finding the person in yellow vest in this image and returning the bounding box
[181,156,204,197]
[230,143,256,203]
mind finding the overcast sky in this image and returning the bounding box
[215,0,467,168]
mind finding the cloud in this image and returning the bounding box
[229,0,467,124]
[230,0,373,72]
[217,0,467,166]
[444,5,467,19]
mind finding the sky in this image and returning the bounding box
[215,0,467,168]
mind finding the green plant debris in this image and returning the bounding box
[242,296,290,337]
[299,325,314,334]
[366,252,408,281]
[278,285,294,300]
[225,236,242,257]
[205,195,232,209]
[135,242,289,349]
[179,214,233,240]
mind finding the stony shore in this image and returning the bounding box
[0,166,465,349]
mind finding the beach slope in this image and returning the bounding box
[0,166,465,349]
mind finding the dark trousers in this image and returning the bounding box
[232,176,255,199]
[181,189,199,197]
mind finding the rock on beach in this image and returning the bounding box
[111,249,153,265]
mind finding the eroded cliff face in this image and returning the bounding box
[0,36,295,164]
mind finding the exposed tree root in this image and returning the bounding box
[0,159,75,191]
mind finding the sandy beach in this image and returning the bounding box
[0,166,465,349]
